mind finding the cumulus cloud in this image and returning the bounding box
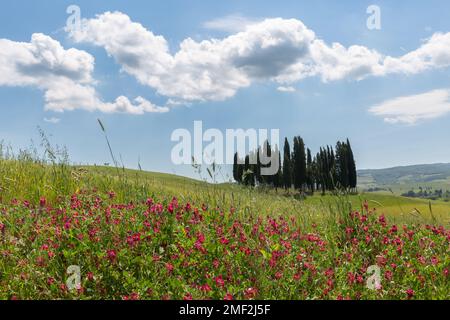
[369,89,450,124]
[72,13,315,102]
[0,33,168,114]
[70,11,450,108]
[4,12,450,119]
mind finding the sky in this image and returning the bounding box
[1,0,450,180]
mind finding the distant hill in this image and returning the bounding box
[358,163,450,193]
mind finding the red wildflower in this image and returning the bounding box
[39,197,47,207]
[244,287,258,299]
[384,270,393,281]
[200,284,212,292]
[406,289,415,299]
[224,293,233,300]
[215,275,225,288]
[166,263,174,273]
[183,293,193,300]
[106,249,117,263]
[431,256,439,265]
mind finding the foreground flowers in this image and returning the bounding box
[0,192,448,300]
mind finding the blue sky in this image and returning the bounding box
[1,0,450,180]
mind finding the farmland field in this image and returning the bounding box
[0,157,449,300]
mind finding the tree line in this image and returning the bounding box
[233,137,357,194]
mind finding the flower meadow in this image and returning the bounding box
[0,190,448,300]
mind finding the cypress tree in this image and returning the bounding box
[283,138,292,190]
[233,152,239,182]
[272,146,282,191]
[335,141,349,190]
[255,146,262,184]
[306,148,314,193]
[292,136,307,191]
[346,139,357,191]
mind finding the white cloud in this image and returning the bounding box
[203,14,262,33]
[369,89,450,124]
[43,117,61,124]
[71,11,450,107]
[0,33,168,114]
[72,12,315,102]
[382,33,450,75]
[4,12,450,119]
[277,86,296,92]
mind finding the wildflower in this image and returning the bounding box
[431,256,439,265]
[244,287,258,299]
[200,284,212,292]
[215,276,225,288]
[224,293,233,300]
[60,283,67,293]
[384,270,393,281]
[166,263,174,273]
[347,272,355,285]
[378,215,387,227]
[106,249,117,263]
[390,225,398,234]
[183,293,193,300]
[47,277,55,286]
[39,197,47,207]
[406,289,414,299]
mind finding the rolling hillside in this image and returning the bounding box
[358,163,450,194]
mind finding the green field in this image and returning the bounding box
[1,157,449,227]
[1,154,449,299]
[358,163,450,198]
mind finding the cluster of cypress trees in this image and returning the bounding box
[232,141,283,189]
[233,137,357,194]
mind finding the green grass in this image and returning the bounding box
[1,154,449,300]
[1,157,449,227]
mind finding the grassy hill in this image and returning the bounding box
[1,158,449,226]
[358,163,450,195]
[1,158,449,299]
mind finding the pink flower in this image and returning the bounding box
[384,270,393,281]
[244,287,258,299]
[166,263,174,273]
[431,256,439,265]
[215,276,225,288]
[106,250,117,263]
[39,197,47,207]
[406,289,414,299]
[224,293,233,300]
